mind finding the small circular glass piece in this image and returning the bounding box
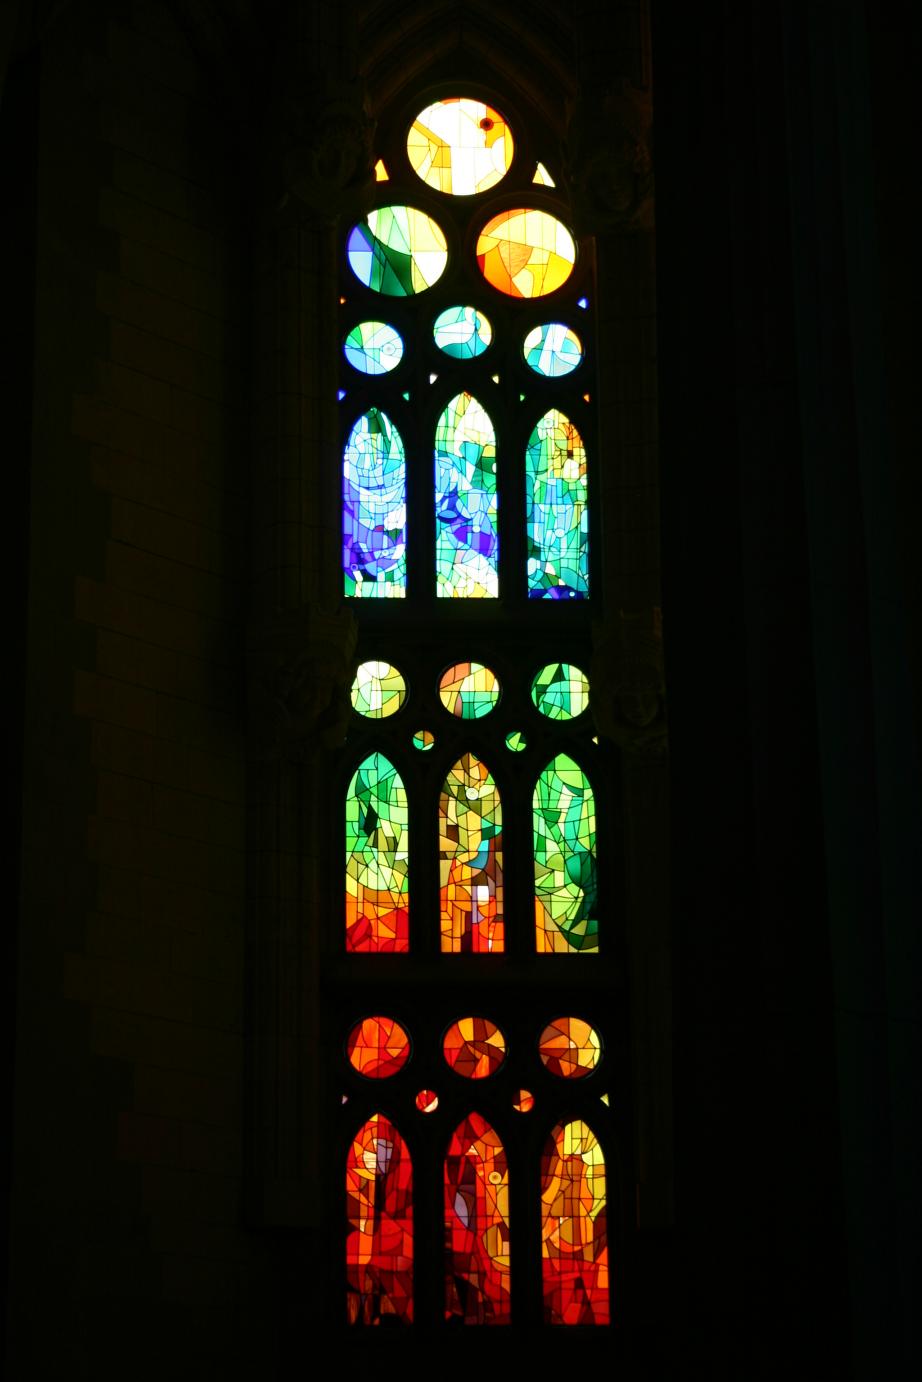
[407,98,513,196]
[351,661,407,719]
[416,1089,439,1113]
[505,730,527,753]
[476,209,576,299]
[523,322,583,378]
[412,728,435,751]
[438,662,500,719]
[433,305,493,359]
[538,1017,602,1079]
[443,1016,506,1079]
[530,662,590,720]
[513,1089,535,1113]
[345,1016,412,1079]
[347,206,448,296]
[344,320,405,375]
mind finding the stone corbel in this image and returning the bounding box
[565,81,654,235]
[280,82,375,225]
[247,604,358,763]
[592,607,667,756]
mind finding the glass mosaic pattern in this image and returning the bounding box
[476,209,576,298]
[438,662,500,719]
[343,408,406,598]
[435,392,498,597]
[347,206,448,295]
[408,98,513,197]
[442,1017,506,1078]
[541,1120,609,1325]
[412,729,434,751]
[531,662,590,721]
[505,730,527,752]
[346,753,409,952]
[346,1114,414,1324]
[513,1089,535,1113]
[534,754,598,953]
[444,1114,511,1324]
[416,1089,439,1113]
[523,322,583,377]
[538,1017,602,1078]
[351,660,407,718]
[346,1016,412,1079]
[344,320,404,375]
[439,754,504,952]
[432,305,493,359]
[526,408,589,598]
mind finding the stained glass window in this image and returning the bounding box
[347,206,448,295]
[439,755,503,952]
[435,392,498,598]
[476,209,576,298]
[351,660,407,718]
[523,322,583,377]
[526,409,589,599]
[408,98,513,196]
[343,409,407,599]
[346,1016,412,1078]
[541,1121,609,1325]
[344,320,405,375]
[345,753,409,952]
[346,1114,414,1324]
[438,662,500,718]
[530,662,590,720]
[442,1017,507,1077]
[538,1017,603,1078]
[534,754,598,953]
[433,305,492,358]
[444,1115,511,1323]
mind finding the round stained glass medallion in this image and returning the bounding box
[523,322,583,377]
[433,305,493,359]
[412,728,435,751]
[407,98,513,196]
[351,661,407,718]
[443,1016,506,1078]
[531,662,590,720]
[416,1089,439,1112]
[347,206,448,296]
[344,320,404,375]
[513,1089,535,1113]
[438,662,500,719]
[538,1017,602,1079]
[476,209,576,299]
[345,1016,412,1079]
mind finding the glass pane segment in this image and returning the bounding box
[432,305,493,359]
[346,753,409,952]
[442,1017,506,1077]
[351,660,407,718]
[412,728,435,751]
[343,409,406,599]
[346,1114,414,1324]
[408,98,513,196]
[523,322,583,377]
[439,755,504,952]
[344,320,404,375]
[526,408,589,599]
[347,206,448,295]
[541,1120,609,1325]
[538,1017,603,1078]
[444,1114,511,1324]
[435,393,498,597]
[534,754,598,953]
[346,1016,412,1078]
[533,161,556,186]
[513,1089,535,1112]
[476,209,576,298]
[505,730,527,752]
[416,1089,439,1112]
[438,662,500,719]
[531,662,590,720]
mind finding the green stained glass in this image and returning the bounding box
[533,754,597,953]
[505,730,527,752]
[351,661,407,718]
[435,393,498,597]
[531,663,590,720]
[438,662,500,719]
[433,306,493,359]
[346,753,409,953]
[343,409,406,598]
[412,729,435,751]
[523,323,583,378]
[439,756,504,953]
[344,320,404,375]
[347,206,448,296]
[526,409,589,599]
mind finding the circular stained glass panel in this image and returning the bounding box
[416,1089,439,1112]
[531,662,590,720]
[538,1017,602,1079]
[412,728,435,751]
[345,1016,412,1079]
[438,662,500,719]
[513,1089,535,1113]
[351,661,407,718]
[347,206,448,296]
[344,320,404,375]
[433,305,493,359]
[476,209,576,299]
[443,1016,506,1078]
[523,322,583,377]
[407,98,513,196]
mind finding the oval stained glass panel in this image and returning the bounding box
[538,1017,602,1078]
[523,322,583,377]
[407,98,513,196]
[476,209,576,299]
[351,661,407,718]
[433,305,493,359]
[531,663,590,720]
[438,662,500,718]
[346,1016,412,1079]
[443,1017,506,1078]
[344,320,404,375]
[533,754,598,953]
[347,206,448,296]
[343,409,406,599]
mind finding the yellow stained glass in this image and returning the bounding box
[408,98,513,196]
[476,209,576,299]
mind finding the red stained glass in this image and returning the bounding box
[346,1114,414,1325]
[439,753,504,953]
[345,1016,412,1079]
[444,1114,511,1324]
[538,1016,602,1078]
[541,1120,609,1325]
[442,1016,506,1078]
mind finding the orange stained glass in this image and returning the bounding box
[416,1089,439,1113]
[408,98,513,196]
[476,209,576,299]
[346,1114,414,1325]
[444,1114,511,1324]
[345,753,409,953]
[346,1016,412,1079]
[513,1089,535,1113]
[443,1016,506,1078]
[439,754,504,952]
[541,1120,609,1325]
[538,1016,603,1079]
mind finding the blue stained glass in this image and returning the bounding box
[435,393,498,598]
[345,321,405,375]
[525,409,589,599]
[343,409,407,598]
[433,306,493,359]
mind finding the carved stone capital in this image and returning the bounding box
[566,83,654,235]
[592,607,667,756]
[281,83,375,224]
[247,604,358,763]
